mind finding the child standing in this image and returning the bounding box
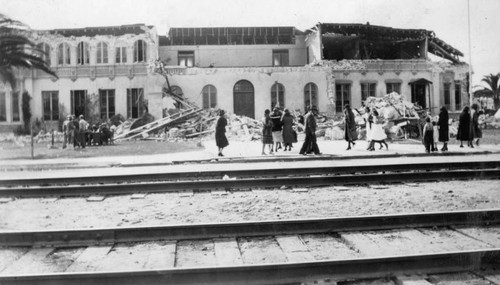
[432,120,439,152]
[423,117,434,153]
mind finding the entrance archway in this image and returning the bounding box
[233,80,255,118]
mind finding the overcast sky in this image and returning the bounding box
[3,0,499,88]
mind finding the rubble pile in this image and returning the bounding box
[309,60,367,70]
[364,92,420,119]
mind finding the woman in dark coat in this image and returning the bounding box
[438,106,449,151]
[343,104,357,150]
[281,109,295,151]
[471,103,482,147]
[215,109,229,156]
[261,109,274,155]
[457,106,471,148]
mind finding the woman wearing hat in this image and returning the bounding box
[343,104,357,150]
[281,108,295,151]
[215,109,229,157]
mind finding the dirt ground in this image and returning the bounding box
[0,180,498,231]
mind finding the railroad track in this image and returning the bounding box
[0,160,499,197]
[0,209,499,284]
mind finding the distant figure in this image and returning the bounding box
[215,109,229,157]
[78,115,88,148]
[438,106,449,151]
[343,104,357,150]
[363,107,373,150]
[423,116,433,153]
[368,110,388,151]
[432,120,438,152]
[299,106,321,155]
[72,115,81,148]
[281,108,295,151]
[471,103,482,147]
[457,106,471,148]
[62,115,72,149]
[261,109,274,155]
[270,107,284,152]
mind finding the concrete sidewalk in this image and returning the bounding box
[1,139,499,171]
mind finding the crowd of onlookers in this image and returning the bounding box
[62,115,115,149]
[215,103,486,156]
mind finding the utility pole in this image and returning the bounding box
[467,0,474,107]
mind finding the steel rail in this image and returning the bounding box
[0,168,498,197]
[1,160,499,187]
[1,209,499,246]
[0,249,498,285]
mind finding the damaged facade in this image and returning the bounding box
[0,22,469,132]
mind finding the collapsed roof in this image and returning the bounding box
[163,27,303,46]
[46,24,154,37]
[314,23,463,63]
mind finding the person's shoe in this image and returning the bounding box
[460,145,464,148]
[261,152,267,155]
[346,147,351,150]
[379,145,383,150]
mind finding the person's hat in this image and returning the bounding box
[79,115,84,119]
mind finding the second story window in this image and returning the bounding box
[36,42,51,66]
[57,43,70,65]
[361,83,376,101]
[77,41,90,65]
[96,42,108,64]
[115,46,127,64]
[178,51,194,67]
[272,49,289,66]
[134,40,147,63]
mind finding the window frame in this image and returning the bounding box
[77,41,90,65]
[36,42,51,66]
[99,89,115,120]
[444,82,451,109]
[361,82,376,101]
[272,49,289,66]
[133,40,147,63]
[96,42,109,64]
[0,92,6,122]
[454,81,462,111]
[202,85,217,109]
[386,82,401,94]
[271,82,285,109]
[12,91,20,122]
[57,43,71,65]
[304,83,318,110]
[178,51,195,67]
[335,83,351,113]
[42,91,59,121]
[115,46,127,64]
[127,88,145,118]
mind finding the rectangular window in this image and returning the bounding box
[455,82,462,110]
[127,88,144,119]
[335,84,351,113]
[115,47,127,64]
[99,89,115,120]
[178,51,194,67]
[272,49,289,66]
[42,91,59,121]
[444,83,451,109]
[361,83,376,101]
[386,82,401,94]
[0,92,6,121]
[12,91,20,121]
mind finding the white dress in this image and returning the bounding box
[371,117,387,141]
[363,113,372,141]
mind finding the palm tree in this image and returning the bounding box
[0,13,57,89]
[480,73,500,111]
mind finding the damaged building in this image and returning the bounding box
[0,22,469,132]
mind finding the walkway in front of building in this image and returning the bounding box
[1,139,499,174]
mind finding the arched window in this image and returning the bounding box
[96,42,108,64]
[36,43,51,66]
[271,82,285,109]
[134,40,147,63]
[202,85,217,109]
[304,83,318,110]
[57,43,70,65]
[77,41,89,65]
[233,80,255,118]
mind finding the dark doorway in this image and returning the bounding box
[233,80,255,119]
[71,90,87,118]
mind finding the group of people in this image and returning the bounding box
[62,114,114,149]
[213,102,485,157]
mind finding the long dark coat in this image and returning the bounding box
[281,114,295,144]
[471,111,482,139]
[438,107,449,142]
[457,108,471,141]
[344,108,357,141]
[215,116,229,148]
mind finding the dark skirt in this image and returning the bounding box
[262,127,273,144]
[215,131,229,148]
